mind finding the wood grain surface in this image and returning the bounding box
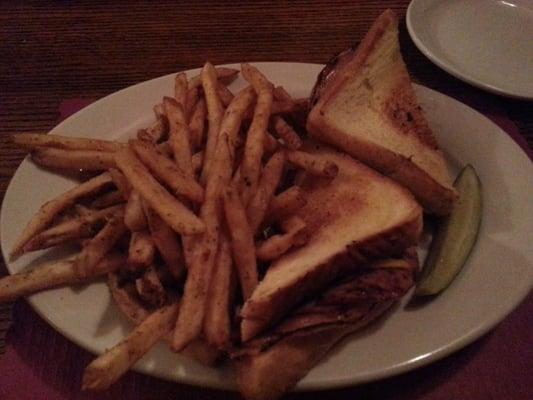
[0,1,531,399]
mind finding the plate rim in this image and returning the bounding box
[1,61,532,392]
[406,0,533,100]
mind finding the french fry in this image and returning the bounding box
[174,72,188,108]
[273,85,295,105]
[247,151,286,234]
[188,98,206,150]
[74,204,93,217]
[280,215,307,233]
[285,150,339,178]
[23,205,124,252]
[217,83,234,107]
[10,172,113,258]
[90,190,125,209]
[128,231,156,271]
[192,151,204,175]
[240,63,274,205]
[188,67,240,88]
[273,116,302,150]
[130,139,204,203]
[82,302,179,391]
[137,104,168,143]
[143,202,185,281]
[271,99,296,114]
[114,149,205,235]
[164,97,194,178]
[0,253,125,303]
[75,215,127,279]
[219,85,256,163]
[154,102,165,119]
[109,168,132,199]
[12,133,125,152]
[200,62,225,184]
[256,217,307,261]
[156,140,173,157]
[203,233,235,348]
[263,186,307,227]
[263,131,279,154]
[172,135,232,351]
[108,273,150,325]
[124,191,147,232]
[31,148,115,171]
[185,87,199,120]
[223,185,258,300]
[135,266,166,307]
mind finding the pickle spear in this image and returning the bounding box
[415,165,482,296]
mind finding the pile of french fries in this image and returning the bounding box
[1,63,339,391]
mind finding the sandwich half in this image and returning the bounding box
[234,252,418,400]
[307,9,457,215]
[240,142,422,341]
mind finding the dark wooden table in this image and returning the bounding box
[1,1,531,399]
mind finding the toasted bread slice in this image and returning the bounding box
[235,254,417,400]
[240,142,422,341]
[307,9,457,215]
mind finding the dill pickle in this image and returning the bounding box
[415,165,482,296]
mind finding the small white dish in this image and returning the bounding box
[407,0,533,99]
[1,62,532,391]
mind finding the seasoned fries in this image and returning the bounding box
[130,139,204,203]
[31,148,116,171]
[10,171,113,258]
[189,98,207,150]
[164,97,195,178]
[286,149,339,178]
[124,191,147,232]
[109,168,132,198]
[240,63,274,205]
[221,86,256,162]
[256,217,307,261]
[185,86,199,119]
[203,233,234,348]
[114,148,205,235]
[90,190,124,209]
[82,302,179,391]
[0,253,124,303]
[247,151,286,234]
[23,205,123,252]
[200,62,224,183]
[273,116,302,150]
[75,214,127,279]
[3,62,359,396]
[143,202,185,281]
[217,83,235,107]
[188,67,240,88]
[174,72,188,108]
[128,231,156,271]
[135,266,166,306]
[172,136,231,351]
[223,185,258,300]
[264,185,307,226]
[12,133,125,152]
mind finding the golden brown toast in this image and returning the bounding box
[240,142,422,341]
[235,254,418,400]
[307,9,457,215]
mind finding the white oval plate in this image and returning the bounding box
[407,0,533,99]
[1,62,532,391]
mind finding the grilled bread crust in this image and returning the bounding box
[240,143,422,341]
[236,301,393,400]
[307,9,457,215]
